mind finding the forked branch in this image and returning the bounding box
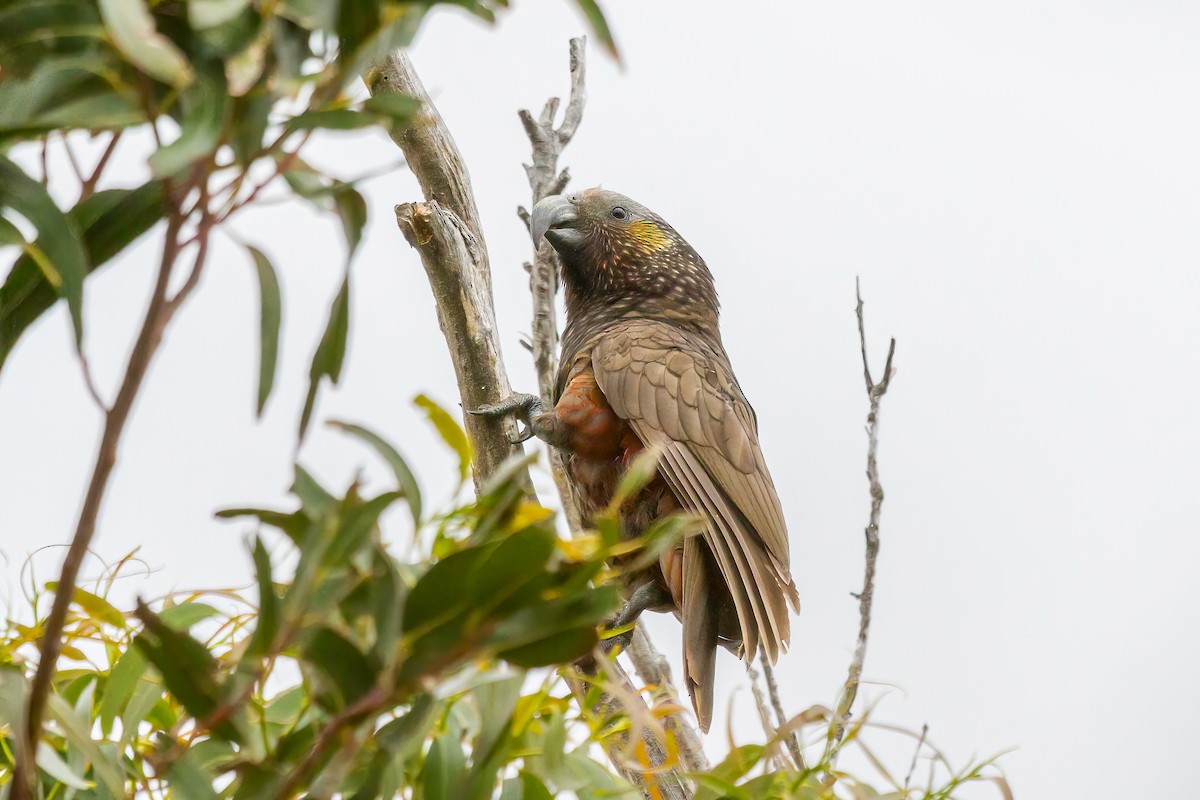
[822,277,897,770]
[370,45,697,799]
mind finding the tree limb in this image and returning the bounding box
[518,36,589,529]
[370,44,697,799]
[518,36,708,787]
[822,277,897,771]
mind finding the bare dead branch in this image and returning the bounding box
[394,200,526,485]
[372,51,488,255]
[371,43,697,799]
[762,660,807,770]
[905,722,930,792]
[628,628,710,773]
[517,37,589,532]
[746,663,789,772]
[517,37,707,792]
[821,277,897,773]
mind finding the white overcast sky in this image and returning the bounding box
[2,1,1198,796]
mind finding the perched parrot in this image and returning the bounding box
[474,188,799,731]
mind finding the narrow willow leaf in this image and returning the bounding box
[149,73,229,177]
[414,394,471,483]
[165,747,222,800]
[572,1,619,59]
[189,0,251,30]
[248,536,278,657]
[133,601,239,742]
[0,215,22,246]
[47,693,124,798]
[36,742,91,790]
[333,185,367,260]
[244,244,281,416]
[97,0,194,87]
[328,420,423,525]
[157,602,220,630]
[301,627,377,706]
[298,273,350,440]
[99,646,146,737]
[0,154,89,350]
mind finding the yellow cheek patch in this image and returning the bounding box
[627,220,671,253]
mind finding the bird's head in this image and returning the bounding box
[531,188,719,323]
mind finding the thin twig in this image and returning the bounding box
[821,277,896,773]
[763,660,807,770]
[518,37,587,531]
[747,664,788,771]
[904,723,929,794]
[14,200,191,800]
[517,37,707,792]
[274,685,389,799]
[167,182,216,311]
[80,131,122,201]
[61,133,84,183]
[76,351,107,411]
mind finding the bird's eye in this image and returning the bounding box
[611,206,627,220]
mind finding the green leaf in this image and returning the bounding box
[231,90,273,166]
[100,646,146,737]
[166,746,223,800]
[248,536,278,658]
[472,526,556,607]
[0,667,28,741]
[158,602,220,630]
[290,464,337,519]
[0,180,166,373]
[301,627,377,707]
[287,108,376,131]
[497,627,596,669]
[0,154,89,352]
[120,679,162,748]
[38,90,143,130]
[133,602,238,740]
[328,420,423,526]
[572,2,619,60]
[423,730,467,800]
[36,741,92,790]
[71,586,126,628]
[215,506,308,544]
[611,446,662,507]
[149,73,229,177]
[298,273,351,440]
[403,546,491,632]
[189,0,251,29]
[97,0,194,87]
[0,215,22,247]
[470,675,521,770]
[244,243,281,416]
[414,394,471,483]
[327,490,401,564]
[47,693,125,798]
[624,511,703,573]
[333,185,367,261]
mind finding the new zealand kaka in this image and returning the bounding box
[476,188,799,731]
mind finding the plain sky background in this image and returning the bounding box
[2,1,1199,796]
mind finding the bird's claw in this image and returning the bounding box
[468,393,545,445]
[466,392,543,420]
[507,425,536,445]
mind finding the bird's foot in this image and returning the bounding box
[576,581,672,670]
[467,392,544,444]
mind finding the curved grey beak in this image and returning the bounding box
[531,194,579,247]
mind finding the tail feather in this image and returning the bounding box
[682,536,718,732]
